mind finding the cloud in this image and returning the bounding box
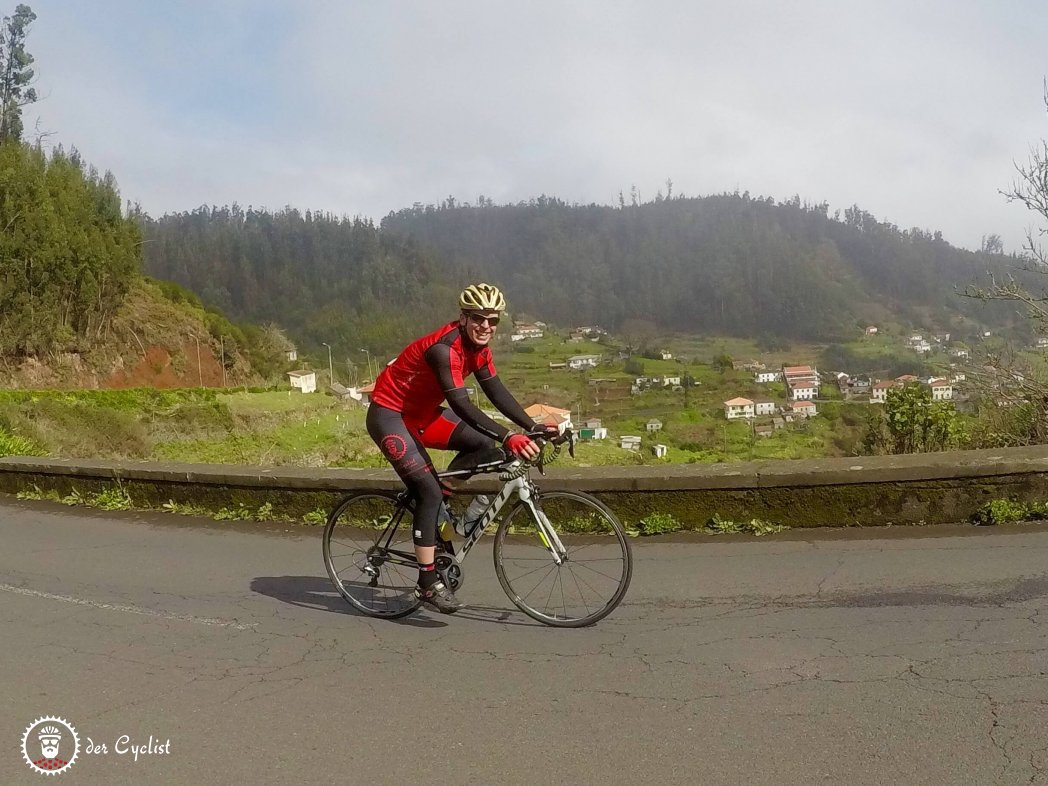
[23,0,1048,250]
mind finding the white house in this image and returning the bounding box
[753,399,777,416]
[914,341,932,354]
[652,443,668,458]
[870,381,894,403]
[287,370,317,393]
[865,326,878,335]
[646,419,663,433]
[929,379,953,400]
[514,324,544,338]
[662,375,681,387]
[285,348,298,362]
[782,365,820,400]
[619,435,642,451]
[789,383,818,401]
[581,418,608,440]
[950,348,970,359]
[660,350,673,360]
[791,400,817,417]
[724,397,755,420]
[755,370,782,383]
[566,355,601,370]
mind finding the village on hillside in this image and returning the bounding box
[270,317,995,463]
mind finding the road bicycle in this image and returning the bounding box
[322,432,633,627]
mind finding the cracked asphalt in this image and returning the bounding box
[1,496,1047,785]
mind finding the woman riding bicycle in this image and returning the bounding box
[366,283,556,613]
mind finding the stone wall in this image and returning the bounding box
[3,446,1048,528]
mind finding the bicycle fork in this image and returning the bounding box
[517,482,567,565]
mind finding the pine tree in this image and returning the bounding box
[0,4,37,143]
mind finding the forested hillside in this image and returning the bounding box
[382,194,1018,341]
[140,207,461,354]
[141,194,1018,354]
[0,143,139,355]
[0,141,284,387]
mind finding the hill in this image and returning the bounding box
[381,194,1021,342]
[140,194,1021,355]
[1,277,265,389]
[0,141,289,389]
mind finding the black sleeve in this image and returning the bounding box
[476,366,537,432]
[424,343,512,442]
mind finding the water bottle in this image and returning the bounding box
[456,494,491,537]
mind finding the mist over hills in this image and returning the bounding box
[140,193,1021,353]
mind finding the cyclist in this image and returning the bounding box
[367,283,556,613]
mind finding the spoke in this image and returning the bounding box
[519,563,558,603]
[543,567,559,613]
[568,567,594,616]
[501,556,559,582]
[567,566,610,605]
[571,560,624,583]
[559,570,569,617]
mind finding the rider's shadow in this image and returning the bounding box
[250,575,444,628]
[250,576,543,627]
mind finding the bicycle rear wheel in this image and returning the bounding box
[323,491,422,618]
[493,491,632,627]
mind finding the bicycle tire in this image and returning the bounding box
[492,490,632,627]
[323,491,423,618]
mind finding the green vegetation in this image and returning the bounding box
[0,426,40,456]
[0,4,38,143]
[637,512,681,535]
[862,382,964,454]
[703,515,787,536]
[971,499,1048,526]
[141,194,1024,368]
[0,140,142,355]
[15,481,328,525]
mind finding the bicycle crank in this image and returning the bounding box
[435,554,464,591]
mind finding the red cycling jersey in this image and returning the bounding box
[371,321,495,420]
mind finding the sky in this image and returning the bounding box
[20,0,1048,252]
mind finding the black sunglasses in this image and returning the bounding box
[466,312,500,327]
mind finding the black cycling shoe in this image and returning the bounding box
[415,580,464,614]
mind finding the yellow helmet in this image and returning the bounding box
[459,283,506,312]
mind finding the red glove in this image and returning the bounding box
[505,433,538,459]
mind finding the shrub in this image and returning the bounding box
[638,511,681,535]
[971,499,1047,526]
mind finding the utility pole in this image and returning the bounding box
[195,337,202,387]
[220,337,226,388]
[322,342,335,385]
[360,348,374,382]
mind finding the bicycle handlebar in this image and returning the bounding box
[522,427,575,470]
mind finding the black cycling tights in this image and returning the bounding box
[366,404,491,546]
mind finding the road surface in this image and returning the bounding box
[1,497,1046,785]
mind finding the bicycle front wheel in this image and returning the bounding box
[323,491,422,618]
[493,491,632,627]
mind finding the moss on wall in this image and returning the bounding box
[3,467,1048,529]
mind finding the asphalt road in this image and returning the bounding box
[1,496,1047,785]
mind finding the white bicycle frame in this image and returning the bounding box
[441,460,568,566]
